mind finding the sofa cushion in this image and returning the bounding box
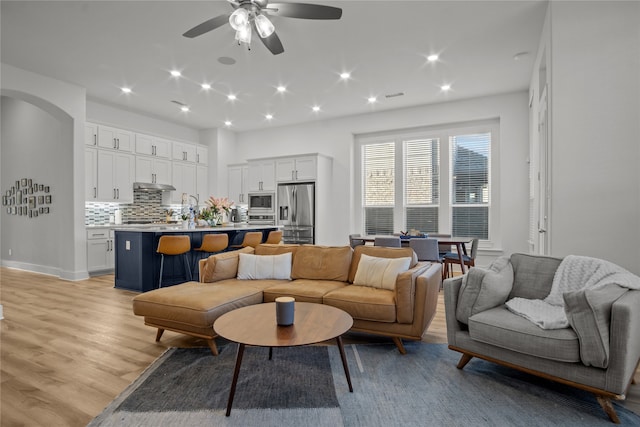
[509,253,562,300]
[456,256,513,324]
[255,243,299,259]
[263,279,347,304]
[468,306,580,363]
[132,281,263,329]
[348,245,418,283]
[200,246,254,283]
[563,284,628,368]
[237,252,292,280]
[290,245,353,281]
[323,285,396,323]
[353,254,411,290]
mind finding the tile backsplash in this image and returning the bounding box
[85,190,185,225]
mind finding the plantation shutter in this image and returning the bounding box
[404,138,439,233]
[450,133,490,239]
[363,142,394,235]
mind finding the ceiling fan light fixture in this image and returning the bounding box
[229,8,249,31]
[254,14,275,38]
[235,24,252,44]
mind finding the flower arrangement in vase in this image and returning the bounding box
[200,196,234,226]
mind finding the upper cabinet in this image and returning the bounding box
[135,156,172,185]
[85,147,98,200]
[97,125,133,152]
[171,162,197,204]
[276,155,317,182]
[172,141,197,163]
[228,164,248,204]
[96,150,134,202]
[247,160,276,192]
[196,145,208,165]
[135,133,171,159]
[85,123,98,146]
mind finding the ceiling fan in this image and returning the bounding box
[183,0,342,55]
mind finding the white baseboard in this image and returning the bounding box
[1,260,89,281]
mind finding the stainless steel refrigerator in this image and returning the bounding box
[277,182,315,244]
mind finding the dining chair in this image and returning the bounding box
[374,236,401,248]
[443,238,479,278]
[409,238,441,262]
[349,233,365,248]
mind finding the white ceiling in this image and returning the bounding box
[1,1,547,132]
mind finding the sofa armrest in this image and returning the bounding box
[395,262,429,323]
[605,289,640,394]
[443,276,465,346]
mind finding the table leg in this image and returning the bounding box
[226,343,245,416]
[336,336,353,392]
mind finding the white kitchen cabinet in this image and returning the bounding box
[172,141,197,163]
[97,150,134,202]
[171,162,197,203]
[135,156,172,185]
[196,164,208,203]
[87,229,114,273]
[228,164,248,204]
[85,123,98,146]
[247,160,276,192]
[98,125,133,152]
[135,133,171,158]
[276,155,317,182]
[196,145,208,165]
[85,148,98,200]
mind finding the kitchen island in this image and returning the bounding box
[114,224,279,292]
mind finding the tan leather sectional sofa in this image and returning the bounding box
[132,243,442,355]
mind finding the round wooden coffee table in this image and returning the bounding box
[214,302,354,416]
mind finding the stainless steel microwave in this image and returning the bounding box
[248,192,275,213]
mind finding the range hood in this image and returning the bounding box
[133,182,176,191]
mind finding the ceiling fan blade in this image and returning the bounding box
[183,14,230,38]
[257,29,285,55]
[267,3,342,19]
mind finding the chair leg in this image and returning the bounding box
[183,253,192,281]
[392,337,407,355]
[158,254,165,288]
[155,328,165,342]
[596,395,620,424]
[206,339,219,356]
[456,353,473,369]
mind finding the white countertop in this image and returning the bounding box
[110,224,279,233]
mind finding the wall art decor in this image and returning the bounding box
[1,177,53,219]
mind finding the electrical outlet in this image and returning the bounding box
[126,241,130,250]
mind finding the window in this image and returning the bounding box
[450,133,490,239]
[356,121,497,244]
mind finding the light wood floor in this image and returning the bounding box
[1,267,638,426]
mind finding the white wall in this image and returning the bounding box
[547,1,640,273]
[233,91,531,263]
[1,63,87,280]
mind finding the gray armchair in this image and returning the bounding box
[444,253,640,423]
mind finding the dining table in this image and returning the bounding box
[361,235,474,274]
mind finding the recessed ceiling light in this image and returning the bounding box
[224,120,232,126]
[170,70,182,77]
[201,83,211,90]
[218,56,236,65]
[121,87,132,94]
[367,96,377,104]
[441,84,451,91]
[227,94,237,101]
[276,85,286,93]
[340,72,351,80]
[427,54,439,62]
[312,105,321,112]
[265,114,273,120]
[180,106,190,112]
[513,51,530,61]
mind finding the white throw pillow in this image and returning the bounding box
[353,254,411,290]
[237,252,292,280]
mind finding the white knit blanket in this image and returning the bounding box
[505,255,640,329]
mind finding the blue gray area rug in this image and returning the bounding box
[89,342,640,426]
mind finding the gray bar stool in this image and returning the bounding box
[157,235,192,288]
